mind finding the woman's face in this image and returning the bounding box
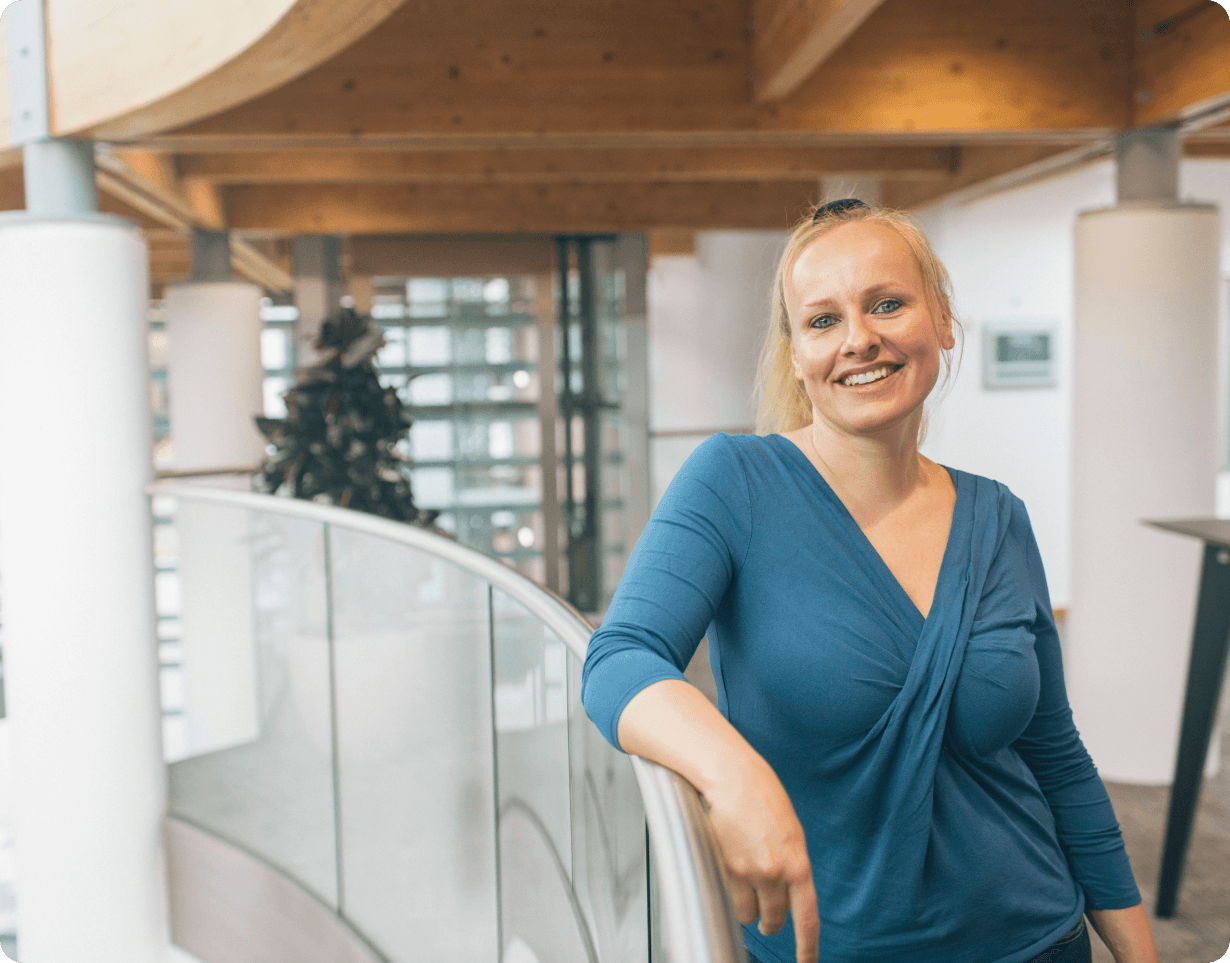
[785,221,954,442]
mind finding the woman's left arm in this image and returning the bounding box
[1006,498,1159,962]
[1086,905,1159,963]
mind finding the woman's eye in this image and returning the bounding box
[809,314,838,330]
[873,298,903,314]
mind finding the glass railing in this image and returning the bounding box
[148,482,746,963]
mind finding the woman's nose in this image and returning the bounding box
[841,312,880,356]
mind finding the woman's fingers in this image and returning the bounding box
[701,753,818,956]
[756,881,789,935]
[728,875,760,926]
[789,874,821,963]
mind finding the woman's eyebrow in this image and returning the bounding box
[800,281,911,309]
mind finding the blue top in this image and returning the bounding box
[582,433,1140,963]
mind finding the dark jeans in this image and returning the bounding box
[744,918,1091,963]
[1022,919,1091,963]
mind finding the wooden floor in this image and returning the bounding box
[1094,722,1230,963]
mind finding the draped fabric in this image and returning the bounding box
[582,434,1139,963]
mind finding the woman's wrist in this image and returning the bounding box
[1086,905,1159,963]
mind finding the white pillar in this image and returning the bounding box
[0,212,169,962]
[293,235,348,368]
[163,280,266,472]
[1069,190,1221,783]
[162,250,264,761]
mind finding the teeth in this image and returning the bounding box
[841,365,896,387]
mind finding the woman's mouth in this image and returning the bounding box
[839,364,901,387]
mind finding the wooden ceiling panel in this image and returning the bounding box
[776,0,1134,133]
[89,0,1230,224]
[881,143,1077,209]
[752,0,888,103]
[96,191,171,230]
[1132,0,1230,126]
[1186,142,1230,159]
[223,180,821,233]
[0,167,23,213]
[160,0,1136,145]
[165,0,758,140]
[345,234,556,277]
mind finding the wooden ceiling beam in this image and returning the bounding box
[0,166,24,213]
[93,150,292,291]
[223,181,823,234]
[166,0,1133,142]
[1131,0,1230,127]
[178,145,962,185]
[752,0,888,103]
[128,130,1107,153]
[1185,141,1230,159]
[346,234,556,278]
[101,150,226,230]
[882,143,1089,210]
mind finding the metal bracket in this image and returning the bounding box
[5,0,51,146]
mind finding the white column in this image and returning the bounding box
[293,235,348,368]
[162,266,264,761]
[1068,187,1221,781]
[163,281,266,472]
[0,213,169,962]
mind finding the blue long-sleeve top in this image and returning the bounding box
[582,433,1140,963]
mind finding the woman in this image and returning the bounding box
[581,201,1159,963]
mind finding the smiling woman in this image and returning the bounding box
[582,201,1161,963]
[756,204,961,440]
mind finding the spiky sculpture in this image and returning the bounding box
[254,307,439,526]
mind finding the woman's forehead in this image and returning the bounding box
[788,221,923,296]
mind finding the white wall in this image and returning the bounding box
[917,158,1230,606]
[1183,159,1230,498]
[915,162,1117,607]
[647,231,787,504]
[647,159,1230,608]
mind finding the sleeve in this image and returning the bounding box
[581,434,753,751]
[1009,499,1142,910]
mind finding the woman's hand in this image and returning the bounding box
[1087,905,1159,963]
[617,679,821,963]
[704,754,820,963]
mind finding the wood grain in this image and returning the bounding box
[168,0,1132,140]
[1132,0,1230,125]
[48,0,413,142]
[223,180,821,233]
[753,0,888,102]
[178,144,961,184]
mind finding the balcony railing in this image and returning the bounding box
[149,481,746,963]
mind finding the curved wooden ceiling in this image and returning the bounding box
[3,0,1229,275]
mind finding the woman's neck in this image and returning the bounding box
[793,415,932,525]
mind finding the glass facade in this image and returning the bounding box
[149,240,649,758]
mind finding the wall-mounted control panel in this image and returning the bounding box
[982,323,1058,389]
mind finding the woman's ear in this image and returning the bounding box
[791,342,803,380]
[939,315,956,351]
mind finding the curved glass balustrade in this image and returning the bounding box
[149,482,746,963]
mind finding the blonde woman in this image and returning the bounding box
[582,200,1158,963]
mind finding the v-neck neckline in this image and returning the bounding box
[768,433,965,625]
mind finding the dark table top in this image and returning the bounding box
[1145,518,1230,548]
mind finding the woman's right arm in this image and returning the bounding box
[618,678,820,963]
[582,437,819,963]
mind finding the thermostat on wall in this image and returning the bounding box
[982,324,1058,389]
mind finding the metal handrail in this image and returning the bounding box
[148,481,748,963]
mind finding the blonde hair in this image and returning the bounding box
[754,204,962,437]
